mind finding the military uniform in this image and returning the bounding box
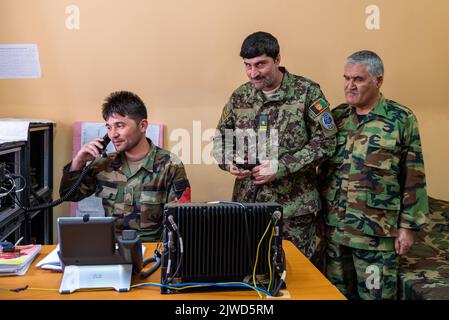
[399,197,449,300]
[214,67,337,259]
[320,95,428,299]
[60,139,191,242]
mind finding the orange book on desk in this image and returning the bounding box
[0,245,42,276]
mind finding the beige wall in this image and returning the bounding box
[1,0,448,242]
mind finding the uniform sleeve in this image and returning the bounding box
[59,162,98,202]
[275,85,337,179]
[399,114,428,230]
[213,96,235,172]
[166,161,191,203]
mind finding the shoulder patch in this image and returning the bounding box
[309,98,329,118]
[318,111,337,137]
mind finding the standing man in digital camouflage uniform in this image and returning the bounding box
[60,91,191,242]
[320,51,428,299]
[214,31,337,261]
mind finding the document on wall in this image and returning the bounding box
[0,44,42,79]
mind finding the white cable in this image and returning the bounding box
[0,178,15,197]
[10,174,26,193]
[280,270,287,281]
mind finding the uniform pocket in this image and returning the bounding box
[364,138,397,171]
[140,189,166,204]
[96,181,118,200]
[234,108,256,127]
[279,105,307,149]
[139,189,166,230]
[364,192,401,236]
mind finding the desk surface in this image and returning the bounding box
[0,241,345,300]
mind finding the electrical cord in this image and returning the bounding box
[165,215,183,283]
[267,227,275,292]
[0,169,28,197]
[7,161,95,211]
[0,177,15,198]
[252,219,272,298]
[1,281,274,297]
[271,247,286,297]
[140,250,162,279]
[9,173,26,193]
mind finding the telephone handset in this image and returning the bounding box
[99,133,111,158]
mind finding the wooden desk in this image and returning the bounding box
[0,241,345,300]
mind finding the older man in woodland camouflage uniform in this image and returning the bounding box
[320,51,428,299]
[60,91,191,242]
[214,31,337,261]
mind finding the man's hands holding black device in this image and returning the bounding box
[70,134,110,171]
[230,160,277,185]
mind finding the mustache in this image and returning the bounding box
[345,90,358,94]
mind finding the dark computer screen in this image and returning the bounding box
[57,217,116,264]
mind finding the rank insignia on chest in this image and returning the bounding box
[258,114,268,131]
[309,98,329,118]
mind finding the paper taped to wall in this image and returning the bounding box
[0,44,42,79]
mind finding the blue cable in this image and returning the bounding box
[132,282,273,297]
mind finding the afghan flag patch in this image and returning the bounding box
[309,98,329,118]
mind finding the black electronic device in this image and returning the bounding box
[27,123,53,199]
[57,216,143,273]
[234,159,260,171]
[160,202,286,296]
[99,133,111,158]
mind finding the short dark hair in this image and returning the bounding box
[240,31,280,60]
[102,91,147,123]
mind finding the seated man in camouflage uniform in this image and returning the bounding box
[214,31,337,262]
[60,91,191,242]
[320,51,429,299]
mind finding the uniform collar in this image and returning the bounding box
[367,94,388,118]
[141,139,157,172]
[350,93,388,119]
[119,138,157,177]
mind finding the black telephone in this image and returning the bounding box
[99,133,111,158]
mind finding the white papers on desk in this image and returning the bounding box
[0,44,42,79]
[36,244,147,271]
[36,244,64,271]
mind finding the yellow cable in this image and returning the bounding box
[26,287,59,292]
[168,282,265,296]
[133,281,267,296]
[252,219,272,298]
